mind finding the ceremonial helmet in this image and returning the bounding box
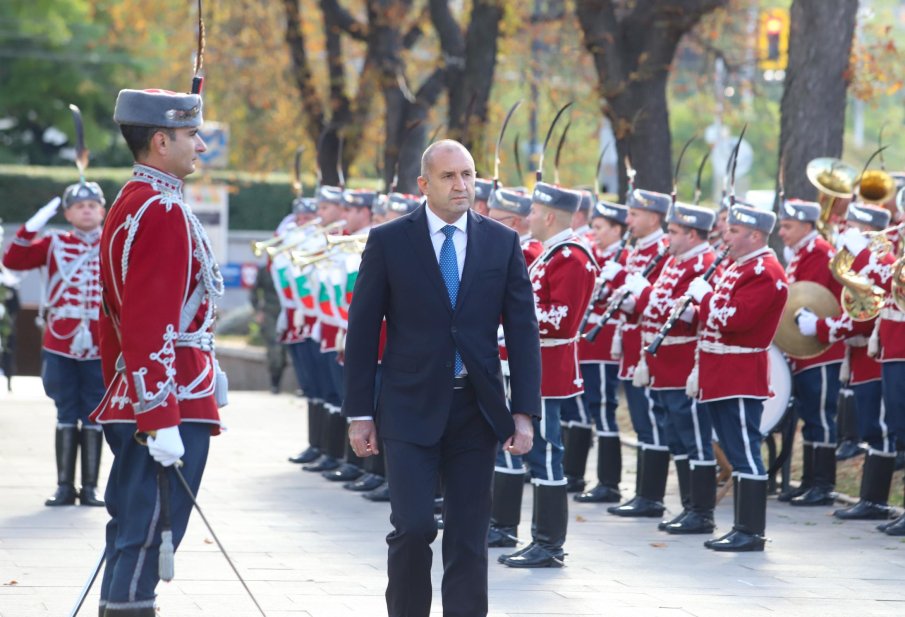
[62,182,105,209]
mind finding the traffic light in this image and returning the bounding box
[758,9,789,71]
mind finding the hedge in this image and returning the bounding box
[0,165,378,231]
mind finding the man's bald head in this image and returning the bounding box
[421,139,474,177]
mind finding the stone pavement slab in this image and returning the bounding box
[1,377,904,617]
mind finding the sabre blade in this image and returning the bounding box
[537,100,574,182]
[68,104,88,182]
[494,100,523,189]
[293,146,305,197]
[672,135,696,203]
[191,0,205,94]
[594,142,611,197]
[693,150,710,206]
[553,121,572,186]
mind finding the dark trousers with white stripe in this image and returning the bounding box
[853,379,894,453]
[881,362,905,452]
[98,423,210,612]
[570,362,620,435]
[496,398,566,484]
[793,363,841,446]
[286,338,321,398]
[704,398,765,476]
[623,381,669,448]
[41,350,105,427]
[654,389,714,463]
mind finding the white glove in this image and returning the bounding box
[687,277,713,303]
[839,227,869,256]
[147,426,185,467]
[600,261,624,282]
[624,273,649,297]
[796,307,818,337]
[25,197,61,233]
[678,303,695,323]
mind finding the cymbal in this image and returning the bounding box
[773,281,841,359]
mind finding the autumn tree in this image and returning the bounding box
[575,0,729,197]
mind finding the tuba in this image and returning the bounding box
[806,158,858,239]
[829,246,886,321]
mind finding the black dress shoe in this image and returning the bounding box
[45,484,77,507]
[288,446,321,464]
[789,485,835,506]
[78,486,105,507]
[834,500,894,520]
[564,476,586,493]
[488,525,518,548]
[363,485,391,502]
[302,456,340,472]
[322,463,363,482]
[574,484,621,503]
[498,543,530,563]
[344,473,385,492]
[835,440,865,461]
[499,542,564,568]
[658,510,687,531]
[704,529,765,552]
[882,513,905,536]
[607,495,638,514]
[607,496,664,518]
[665,511,715,535]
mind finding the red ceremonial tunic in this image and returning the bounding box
[637,243,718,390]
[816,314,881,385]
[500,235,543,368]
[529,229,597,398]
[90,165,222,434]
[784,231,845,373]
[696,246,788,402]
[3,227,101,360]
[849,246,905,362]
[613,230,669,381]
[578,239,627,364]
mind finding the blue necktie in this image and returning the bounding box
[439,225,463,375]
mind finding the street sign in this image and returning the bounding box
[758,8,789,71]
[198,122,229,169]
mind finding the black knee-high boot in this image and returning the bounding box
[45,426,78,506]
[78,427,105,506]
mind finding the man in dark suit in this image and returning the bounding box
[342,139,541,617]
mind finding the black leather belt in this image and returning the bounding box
[453,375,469,390]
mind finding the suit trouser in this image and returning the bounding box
[852,379,894,453]
[41,350,105,427]
[623,381,669,447]
[704,398,765,477]
[383,384,498,617]
[793,363,841,445]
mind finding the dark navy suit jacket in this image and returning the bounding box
[342,204,541,446]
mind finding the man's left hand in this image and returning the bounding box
[348,419,379,457]
[503,413,534,455]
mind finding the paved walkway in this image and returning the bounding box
[1,377,904,617]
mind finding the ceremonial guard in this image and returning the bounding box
[484,186,541,548]
[383,192,421,221]
[687,203,788,551]
[777,199,844,506]
[2,181,107,508]
[92,87,227,615]
[832,214,905,535]
[496,182,596,568]
[599,189,671,518]
[572,200,629,504]
[0,225,18,391]
[805,203,896,521]
[472,178,493,216]
[570,190,594,244]
[301,185,348,474]
[629,203,721,533]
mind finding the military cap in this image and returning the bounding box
[577,190,594,213]
[62,182,105,209]
[627,188,671,215]
[591,200,628,225]
[846,202,891,230]
[316,185,344,204]
[532,182,580,213]
[728,201,777,234]
[292,196,317,215]
[489,187,531,218]
[780,199,821,223]
[113,89,203,128]
[474,178,494,202]
[386,192,420,215]
[342,189,379,210]
[668,202,715,232]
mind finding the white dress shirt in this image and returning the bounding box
[425,205,468,278]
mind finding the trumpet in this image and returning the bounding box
[251,217,323,257]
[290,233,368,267]
[266,220,346,257]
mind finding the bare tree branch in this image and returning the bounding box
[321,0,368,41]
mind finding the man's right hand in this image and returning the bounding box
[25,197,61,233]
[503,413,534,455]
[600,261,623,282]
[147,426,185,467]
[349,419,379,457]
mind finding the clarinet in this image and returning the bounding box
[585,244,668,343]
[645,247,729,356]
[578,230,632,334]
